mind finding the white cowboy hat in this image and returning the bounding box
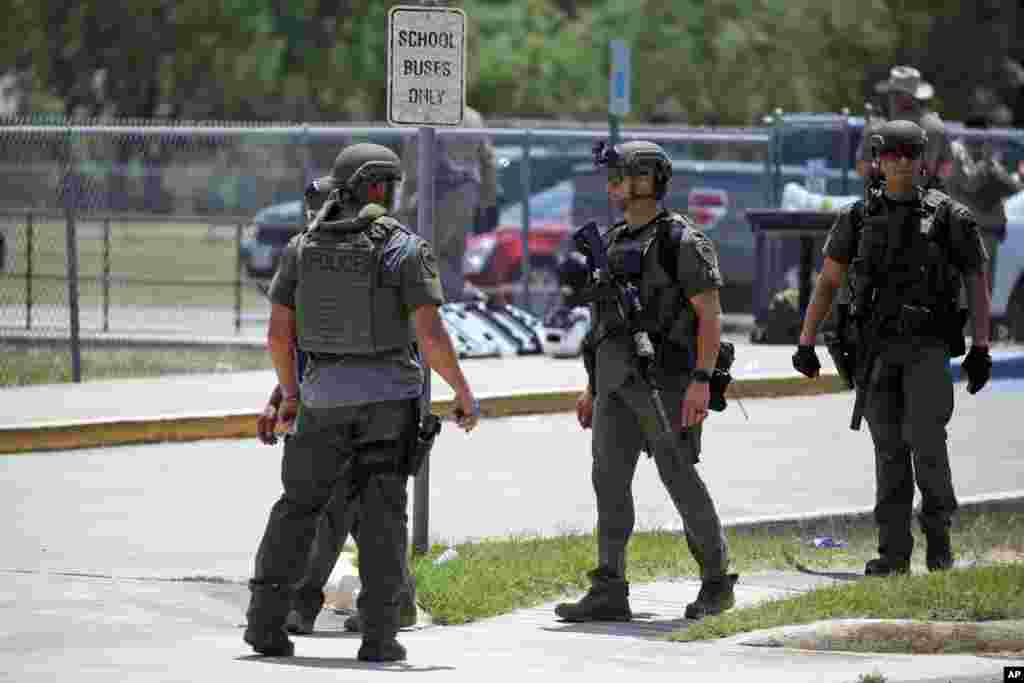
[875,65,934,100]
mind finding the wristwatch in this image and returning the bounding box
[692,368,712,384]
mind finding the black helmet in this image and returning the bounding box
[593,139,672,198]
[312,143,402,199]
[870,119,927,154]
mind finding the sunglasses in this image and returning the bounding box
[606,167,653,184]
[879,144,924,161]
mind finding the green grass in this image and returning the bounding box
[408,508,1024,627]
[670,564,1024,644]
[0,342,271,386]
[0,217,267,309]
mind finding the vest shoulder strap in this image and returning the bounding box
[655,211,696,282]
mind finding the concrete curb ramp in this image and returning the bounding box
[0,374,846,455]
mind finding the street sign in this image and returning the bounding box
[609,39,630,117]
[387,5,466,127]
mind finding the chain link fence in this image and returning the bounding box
[1,117,1021,380]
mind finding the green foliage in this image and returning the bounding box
[0,1,1014,123]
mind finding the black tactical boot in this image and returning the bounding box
[285,608,317,635]
[357,638,407,662]
[554,568,632,622]
[285,588,323,634]
[244,583,294,656]
[345,579,418,632]
[925,534,954,572]
[685,573,738,620]
[864,556,911,577]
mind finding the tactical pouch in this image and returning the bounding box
[896,304,934,336]
[708,341,735,412]
[946,309,968,358]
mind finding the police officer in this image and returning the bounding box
[857,66,953,190]
[244,143,480,662]
[555,140,737,623]
[793,120,993,576]
[253,179,420,639]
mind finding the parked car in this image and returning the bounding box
[239,200,304,278]
[464,180,575,310]
[993,190,1024,341]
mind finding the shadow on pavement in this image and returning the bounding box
[236,654,456,672]
[542,613,694,640]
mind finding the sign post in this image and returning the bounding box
[387,4,466,556]
[607,39,630,223]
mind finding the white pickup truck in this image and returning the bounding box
[993,191,1024,340]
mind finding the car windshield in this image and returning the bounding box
[499,181,573,226]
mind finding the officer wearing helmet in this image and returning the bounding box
[244,142,480,662]
[793,120,992,577]
[555,140,737,623]
[254,178,419,641]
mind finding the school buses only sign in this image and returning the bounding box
[387,5,466,126]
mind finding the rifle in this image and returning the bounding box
[847,138,888,431]
[573,220,673,435]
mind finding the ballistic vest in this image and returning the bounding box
[592,211,697,360]
[295,203,413,356]
[849,189,961,330]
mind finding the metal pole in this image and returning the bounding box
[608,115,620,228]
[839,108,851,195]
[64,127,82,383]
[234,223,243,334]
[412,124,436,557]
[25,212,33,330]
[519,129,532,311]
[102,218,111,332]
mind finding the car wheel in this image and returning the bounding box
[1009,279,1024,342]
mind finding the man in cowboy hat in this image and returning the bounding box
[856,66,953,190]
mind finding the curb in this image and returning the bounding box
[0,374,846,455]
[723,489,1024,537]
[1,351,1021,455]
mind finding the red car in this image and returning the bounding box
[463,181,574,308]
[463,180,727,309]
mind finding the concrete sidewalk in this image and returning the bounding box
[3,342,1024,454]
[3,566,1019,683]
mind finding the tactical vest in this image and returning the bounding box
[592,211,697,368]
[295,211,413,356]
[847,189,962,341]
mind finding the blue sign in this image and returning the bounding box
[609,39,630,117]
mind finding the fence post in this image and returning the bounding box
[102,218,111,332]
[234,222,243,334]
[840,108,851,196]
[519,129,532,311]
[64,125,83,383]
[25,212,33,330]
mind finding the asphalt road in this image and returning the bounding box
[3,381,1022,583]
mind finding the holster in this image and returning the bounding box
[402,401,442,477]
[823,330,856,390]
[708,341,735,412]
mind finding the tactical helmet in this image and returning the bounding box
[593,139,672,199]
[870,119,927,155]
[312,143,402,200]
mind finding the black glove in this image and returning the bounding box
[962,345,992,394]
[792,344,821,378]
